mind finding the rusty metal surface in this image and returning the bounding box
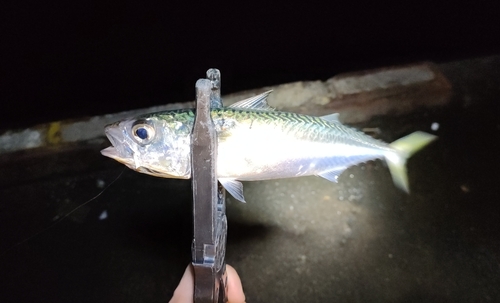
[0,56,499,303]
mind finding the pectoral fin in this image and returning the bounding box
[219,178,246,203]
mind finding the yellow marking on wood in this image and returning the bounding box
[47,122,62,144]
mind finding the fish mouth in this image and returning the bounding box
[100,146,134,166]
[104,124,123,147]
[101,123,134,165]
[101,146,119,159]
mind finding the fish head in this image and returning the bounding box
[101,115,192,179]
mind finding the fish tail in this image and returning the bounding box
[385,131,437,192]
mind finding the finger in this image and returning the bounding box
[169,264,246,303]
[169,265,194,303]
[226,265,246,303]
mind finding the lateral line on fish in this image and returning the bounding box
[0,168,126,256]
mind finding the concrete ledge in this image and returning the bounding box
[225,62,451,123]
[0,62,450,154]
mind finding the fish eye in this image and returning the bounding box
[131,120,156,144]
[135,127,148,139]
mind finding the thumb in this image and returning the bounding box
[169,264,245,303]
[169,265,194,303]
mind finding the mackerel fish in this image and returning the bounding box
[101,91,436,202]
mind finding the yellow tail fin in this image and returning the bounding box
[386,131,437,192]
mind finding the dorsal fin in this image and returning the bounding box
[320,113,340,123]
[228,90,274,111]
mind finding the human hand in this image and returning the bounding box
[169,264,246,303]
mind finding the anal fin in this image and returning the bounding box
[317,167,347,183]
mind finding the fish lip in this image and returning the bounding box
[101,123,135,165]
[100,146,131,164]
[104,125,123,147]
[101,146,136,169]
[100,146,118,159]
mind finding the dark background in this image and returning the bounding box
[2,2,500,302]
[1,1,499,130]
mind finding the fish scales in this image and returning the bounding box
[213,107,384,147]
[101,91,437,202]
[211,108,389,180]
[198,107,395,179]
